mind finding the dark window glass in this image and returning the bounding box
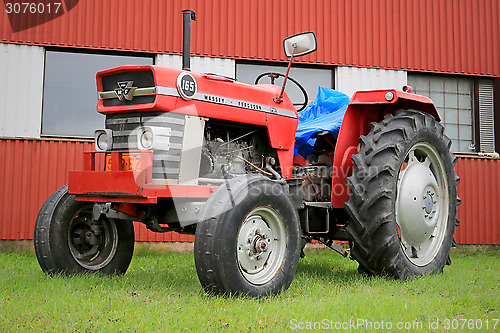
[42,51,153,137]
[236,63,332,105]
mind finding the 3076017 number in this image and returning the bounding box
[5,2,62,14]
[443,318,499,330]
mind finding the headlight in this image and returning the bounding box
[94,129,113,151]
[137,127,171,151]
[139,127,154,150]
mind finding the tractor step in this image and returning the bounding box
[303,201,330,234]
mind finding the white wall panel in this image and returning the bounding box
[335,66,407,98]
[0,43,44,138]
[155,55,235,78]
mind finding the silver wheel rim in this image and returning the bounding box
[237,207,287,285]
[68,206,119,270]
[396,142,449,266]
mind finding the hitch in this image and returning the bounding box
[92,203,136,221]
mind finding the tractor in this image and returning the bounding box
[34,31,460,297]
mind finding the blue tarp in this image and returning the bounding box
[294,87,350,158]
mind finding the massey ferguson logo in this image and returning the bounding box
[114,81,137,101]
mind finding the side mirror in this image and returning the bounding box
[283,31,317,57]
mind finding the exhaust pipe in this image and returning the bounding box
[182,9,197,71]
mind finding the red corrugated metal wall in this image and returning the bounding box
[0,138,498,244]
[454,156,500,245]
[0,139,194,242]
[1,0,499,76]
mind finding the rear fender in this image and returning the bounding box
[330,89,441,208]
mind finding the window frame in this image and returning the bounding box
[40,47,155,139]
[235,60,336,99]
[407,72,477,153]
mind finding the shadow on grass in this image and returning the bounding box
[21,249,373,298]
[295,258,362,284]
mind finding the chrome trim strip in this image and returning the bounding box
[98,91,118,100]
[98,87,157,100]
[156,86,179,96]
[99,85,297,119]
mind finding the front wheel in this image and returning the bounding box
[34,185,135,275]
[345,110,460,279]
[194,175,301,297]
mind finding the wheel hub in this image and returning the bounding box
[236,207,286,285]
[253,236,268,253]
[238,221,273,275]
[67,207,118,270]
[423,191,434,214]
[397,153,440,247]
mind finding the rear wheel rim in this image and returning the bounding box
[236,206,287,285]
[396,142,449,266]
[67,206,119,270]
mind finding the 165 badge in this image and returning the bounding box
[176,72,197,100]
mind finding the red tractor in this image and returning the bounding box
[34,31,460,297]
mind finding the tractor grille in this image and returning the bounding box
[105,112,185,184]
[101,70,156,107]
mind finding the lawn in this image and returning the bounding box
[0,244,498,332]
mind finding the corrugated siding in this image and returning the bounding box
[0,138,193,242]
[0,43,44,138]
[454,156,500,245]
[335,67,407,97]
[0,138,498,244]
[1,0,499,76]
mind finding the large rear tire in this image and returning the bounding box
[194,175,301,297]
[34,185,135,275]
[345,110,460,279]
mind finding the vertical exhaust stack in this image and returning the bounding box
[182,9,197,71]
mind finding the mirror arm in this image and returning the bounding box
[274,48,296,104]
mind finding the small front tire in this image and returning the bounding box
[194,175,301,297]
[34,185,135,275]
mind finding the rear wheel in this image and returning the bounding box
[34,185,134,275]
[194,175,301,297]
[345,110,460,279]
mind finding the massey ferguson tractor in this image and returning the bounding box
[34,31,460,297]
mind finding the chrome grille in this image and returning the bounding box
[105,112,185,184]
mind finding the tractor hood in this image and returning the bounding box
[96,65,297,120]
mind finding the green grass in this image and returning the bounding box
[0,245,498,332]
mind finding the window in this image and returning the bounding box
[408,74,475,152]
[42,51,153,137]
[236,62,333,105]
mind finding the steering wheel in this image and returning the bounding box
[254,72,309,112]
